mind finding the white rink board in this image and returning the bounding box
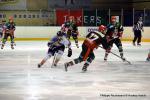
[14,26,150,39]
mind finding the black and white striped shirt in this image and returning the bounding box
[133,21,144,31]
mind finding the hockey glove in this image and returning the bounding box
[47,42,53,47]
[67,48,72,57]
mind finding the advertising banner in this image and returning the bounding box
[56,9,82,26]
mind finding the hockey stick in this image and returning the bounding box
[51,53,57,68]
[99,46,132,64]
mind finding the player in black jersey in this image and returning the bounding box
[103,16,125,61]
[64,25,109,72]
[64,16,79,48]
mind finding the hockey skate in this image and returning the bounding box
[146,50,150,61]
[133,42,136,46]
[121,56,126,61]
[104,56,107,61]
[137,43,141,46]
[38,64,42,68]
[76,43,79,48]
[11,42,16,49]
[13,43,16,46]
[11,44,14,49]
[64,63,69,71]
[104,52,109,61]
[82,63,89,72]
[1,43,4,49]
[120,53,126,61]
[64,61,73,71]
[146,57,150,61]
[53,63,57,67]
[51,62,57,68]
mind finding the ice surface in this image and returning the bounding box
[0,41,150,100]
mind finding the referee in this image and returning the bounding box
[133,17,144,46]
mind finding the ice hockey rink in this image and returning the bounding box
[0,41,149,100]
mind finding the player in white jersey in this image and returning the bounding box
[38,31,72,68]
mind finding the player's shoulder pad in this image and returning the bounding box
[116,22,124,31]
[51,35,58,42]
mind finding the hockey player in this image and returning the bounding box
[1,17,16,49]
[64,16,79,48]
[103,16,125,61]
[64,25,109,72]
[0,20,6,44]
[38,31,72,68]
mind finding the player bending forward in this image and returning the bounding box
[38,31,72,68]
[64,25,109,72]
[1,17,16,49]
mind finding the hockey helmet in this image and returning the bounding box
[9,16,14,23]
[57,31,63,37]
[98,25,106,32]
[9,16,14,20]
[111,16,116,22]
[69,16,75,22]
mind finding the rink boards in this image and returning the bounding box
[13,26,150,42]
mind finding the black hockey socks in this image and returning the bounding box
[82,56,94,72]
[104,48,111,61]
[74,58,82,64]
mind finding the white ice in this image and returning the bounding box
[0,41,150,100]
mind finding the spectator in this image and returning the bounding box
[65,0,75,5]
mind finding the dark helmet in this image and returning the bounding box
[57,31,63,37]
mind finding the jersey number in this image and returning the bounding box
[88,33,99,41]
